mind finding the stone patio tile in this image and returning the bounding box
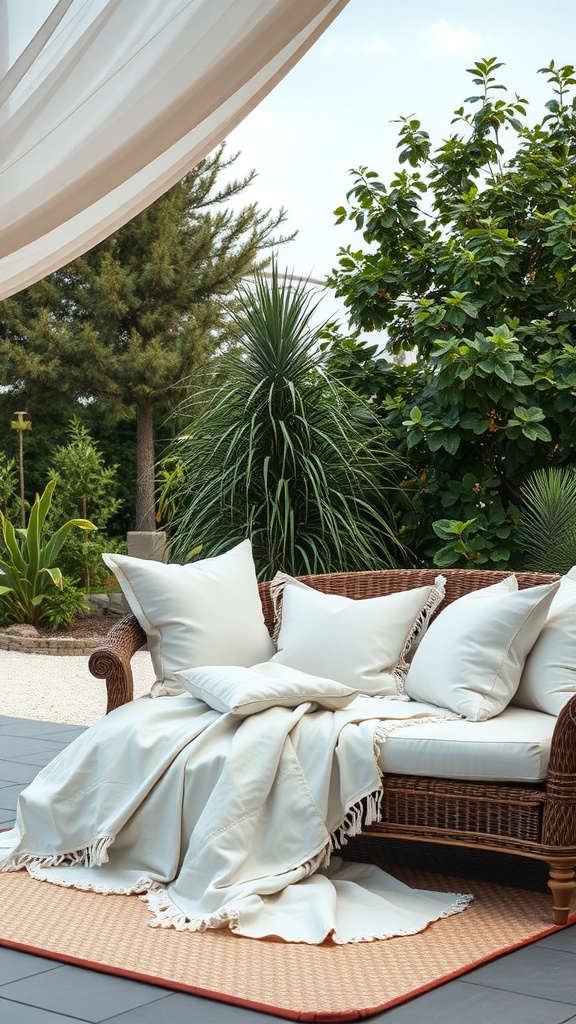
[537,922,576,953]
[104,989,306,1022]
[378,978,576,1024]
[0,947,61,985]
[0,965,170,1022]
[0,760,40,785]
[0,999,87,1024]
[463,945,576,1005]
[0,738,63,760]
[0,720,72,737]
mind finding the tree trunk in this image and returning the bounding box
[135,401,156,532]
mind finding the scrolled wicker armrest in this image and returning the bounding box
[88,613,147,714]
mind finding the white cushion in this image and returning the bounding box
[514,568,576,715]
[378,702,555,783]
[176,662,359,716]
[103,541,274,696]
[271,576,446,696]
[405,580,560,721]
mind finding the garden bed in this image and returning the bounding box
[0,612,122,656]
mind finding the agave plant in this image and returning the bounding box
[163,264,404,579]
[0,479,95,625]
[517,466,576,573]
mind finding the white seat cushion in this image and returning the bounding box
[377,703,555,783]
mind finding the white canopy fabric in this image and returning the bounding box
[0,0,349,300]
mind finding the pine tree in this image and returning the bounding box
[0,146,291,530]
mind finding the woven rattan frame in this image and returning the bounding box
[88,567,576,924]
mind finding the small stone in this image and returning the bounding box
[3,623,41,637]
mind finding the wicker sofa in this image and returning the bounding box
[88,566,576,925]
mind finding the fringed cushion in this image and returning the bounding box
[270,574,446,697]
[405,579,560,721]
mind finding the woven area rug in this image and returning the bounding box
[1,861,573,1022]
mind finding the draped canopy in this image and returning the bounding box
[0,0,349,300]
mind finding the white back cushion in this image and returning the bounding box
[272,577,446,696]
[405,579,560,721]
[103,541,274,695]
[514,568,575,715]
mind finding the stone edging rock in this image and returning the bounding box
[0,593,128,657]
[0,631,102,656]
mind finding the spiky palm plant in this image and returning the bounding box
[163,266,404,579]
[517,466,576,573]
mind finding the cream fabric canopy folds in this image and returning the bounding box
[0,0,349,300]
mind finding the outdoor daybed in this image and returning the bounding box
[89,566,576,926]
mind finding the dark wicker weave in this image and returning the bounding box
[88,567,576,924]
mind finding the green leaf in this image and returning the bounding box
[433,544,464,567]
[432,519,461,539]
[440,432,460,455]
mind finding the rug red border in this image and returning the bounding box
[1,914,574,1022]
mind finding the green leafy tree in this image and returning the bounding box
[164,265,403,579]
[327,59,576,567]
[0,146,291,531]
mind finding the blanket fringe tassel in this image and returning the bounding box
[0,835,114,874]
[330,789,383,857]
[139,886,241,933]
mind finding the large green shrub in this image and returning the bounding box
[47,417,123,588]
[163,266,403,579]
[327,59,576,568]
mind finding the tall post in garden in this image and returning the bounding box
[10,411,31,528]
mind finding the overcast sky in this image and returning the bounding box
[225,0,576,327]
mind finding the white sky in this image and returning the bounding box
[224,0,576,328]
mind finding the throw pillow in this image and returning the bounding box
[103,540,274,696]
[514,568,575,716]
[405,579,560,721]
[270,575,446,696]
[176,662,360,716]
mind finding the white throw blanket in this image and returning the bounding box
[0,682,471,944]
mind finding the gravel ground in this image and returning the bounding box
[0,648,156,725]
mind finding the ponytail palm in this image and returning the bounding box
[165,266,403,579]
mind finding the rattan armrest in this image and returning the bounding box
[548,693,576,778]
[88,613,147,714]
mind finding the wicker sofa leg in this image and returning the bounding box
[547,858,576,925]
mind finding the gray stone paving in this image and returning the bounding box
[0,713,575,1023]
